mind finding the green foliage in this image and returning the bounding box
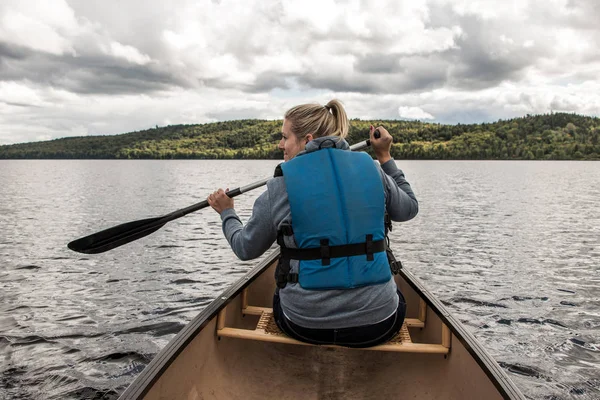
[1,113,599,160]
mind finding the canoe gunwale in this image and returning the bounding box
[398,268,525,400]
[118,250,281,400]
[119,250,524,400]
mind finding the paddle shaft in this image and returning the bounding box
[163,137,375,221]
[68,135,379,254]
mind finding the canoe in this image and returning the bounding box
[118,250,525,400]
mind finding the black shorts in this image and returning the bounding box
[272,289,406,348]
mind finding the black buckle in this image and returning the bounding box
[390,259,403,274]
[320,239,330,266]
[277,225,294,246]
[384,213,393,233]
[386,246,402,275]
[276,257,292,289]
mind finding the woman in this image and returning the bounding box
[207,99,418,347]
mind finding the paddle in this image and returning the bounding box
[68,132,381,254]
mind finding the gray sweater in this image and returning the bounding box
[220,137,418,329]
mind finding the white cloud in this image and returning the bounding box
[107,42,151,65]
[282,0,339,34]
[398,106,435,120]
[0,0,599,145]
[442,0,529,20]
[0,0,79,55]
[0,81,44,106]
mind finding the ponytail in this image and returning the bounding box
[284,99,349,141]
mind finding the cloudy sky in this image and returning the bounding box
[1,0,599,144]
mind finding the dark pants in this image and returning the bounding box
[273,289,406,348]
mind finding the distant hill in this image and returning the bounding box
[1,113,599,160]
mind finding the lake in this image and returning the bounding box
[1,159,599,400]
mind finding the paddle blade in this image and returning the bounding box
[68,217,167,254]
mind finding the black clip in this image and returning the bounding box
[386,247,402,275]
[275,257,291,288]
[384,212,393,233]
[277,225,294,246]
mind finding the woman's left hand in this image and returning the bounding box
[207,188,233,214]
[370,125,393,164]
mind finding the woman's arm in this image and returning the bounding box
[208,189,277,261]
[369,125,419,222]
[380,161,418,221]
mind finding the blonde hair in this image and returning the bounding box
[284,99,349,141]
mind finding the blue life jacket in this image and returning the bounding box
[278,147,391,290]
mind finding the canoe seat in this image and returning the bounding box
[217,305,449,354]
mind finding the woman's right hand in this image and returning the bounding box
[207,188,233,214]
[370,125,393,164]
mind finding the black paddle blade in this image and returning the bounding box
[68,217,167,254]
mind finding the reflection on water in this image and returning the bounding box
[1,160,599,399]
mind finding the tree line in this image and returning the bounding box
[1,113,599,160]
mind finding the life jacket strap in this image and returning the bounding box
[320,239,330,265]
[280,237,386,265]
[275,256,299,289]
[276,224,294,246]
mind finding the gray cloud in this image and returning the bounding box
[1,0,599,145]
[246,72,291,93]
[296,73,377,93]
[4,101,40,108]
[0,41,189,95]
[432,11,549,90]
[561,0,600,30]
[293,54,449,95]
[0,42,30,60]
[355,54,404,74]
[0,1,565,96]
[277,2,559,95]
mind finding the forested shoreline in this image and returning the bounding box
[1,112,599,160]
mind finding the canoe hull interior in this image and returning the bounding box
[120,251,523,400]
